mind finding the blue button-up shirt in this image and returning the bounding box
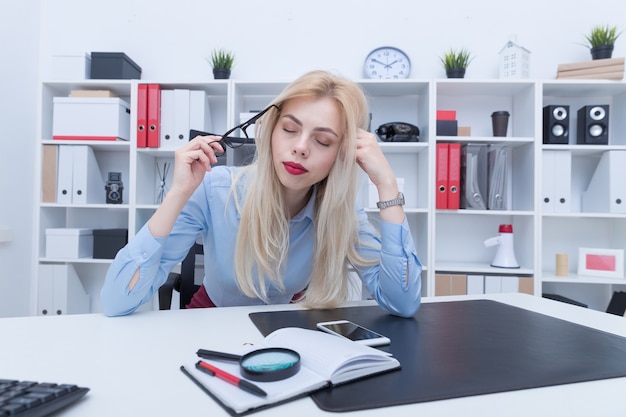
[101,166,421,317]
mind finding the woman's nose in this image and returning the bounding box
[291,135,309,157]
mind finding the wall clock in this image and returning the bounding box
[364,46,411,79]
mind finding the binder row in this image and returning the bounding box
[42,145,106,204]
[137,84,212,149]
[435,273,533,296]
[542,150,626,214]
[436,143,508,210]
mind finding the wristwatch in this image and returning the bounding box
[376,192,405,209]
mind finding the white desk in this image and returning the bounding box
[3,293,625,416]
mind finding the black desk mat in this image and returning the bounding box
[249,300,626,412]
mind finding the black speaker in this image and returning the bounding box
[577,105,609,145]
[543,105,569,144]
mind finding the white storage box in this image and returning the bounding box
[50,53,91,80]
[45,228,94,258]
[52,97,131,141]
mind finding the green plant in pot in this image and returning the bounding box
[440,48,473,78]
[584,24,622,60]
[210,49,235,79]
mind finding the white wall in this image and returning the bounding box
[1,0,624,316]
[0,0,40,317]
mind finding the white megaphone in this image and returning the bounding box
[483,224,520,269]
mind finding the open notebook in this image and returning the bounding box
[181,327,399,416]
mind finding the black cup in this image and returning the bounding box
[491,111,510,137]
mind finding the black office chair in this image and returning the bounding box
[158,241,203,310]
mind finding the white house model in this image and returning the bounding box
[499,40,530,79]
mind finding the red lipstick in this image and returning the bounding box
[283,161,308,175]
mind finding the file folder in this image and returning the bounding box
[56,145,74,204]
[136,84,148,147]
[582,150,626,213]
[460,144,488,210]
[173,89,191,146]
[147,84,161,148]
[159,89,175,148]
[542,150,571,213]
[52,264,90,315]
[189,90,212,134]
[466,275,484,295]
[72,145,105,204]
[447,143,461,209]
[37,264,54,316]
[436,143,449,209]
[37,264,89,315]
[41,145,58,203]
[487,146,508,210]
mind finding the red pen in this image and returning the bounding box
[195,360,267,397]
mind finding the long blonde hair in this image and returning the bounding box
[233,70,377,307]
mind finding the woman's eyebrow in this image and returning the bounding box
[282,114,339,138]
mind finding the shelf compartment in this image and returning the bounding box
[434,213,534,272]
[435,80,537,138]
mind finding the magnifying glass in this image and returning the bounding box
[196,347,301,382]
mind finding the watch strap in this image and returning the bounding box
[376,192,405,209]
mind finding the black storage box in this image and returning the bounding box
[436,120,458,136]
[90,52,142,80]
[93,228,128,259]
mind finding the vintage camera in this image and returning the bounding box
[105,172,124,204]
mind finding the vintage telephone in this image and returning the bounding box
[375,122,420,142]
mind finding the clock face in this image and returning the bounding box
[364,47,411,79]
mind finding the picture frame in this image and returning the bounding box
[577,248,624,279]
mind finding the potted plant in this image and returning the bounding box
[440,48,473,78]
[210,49,235,79]
[583,24,622,60]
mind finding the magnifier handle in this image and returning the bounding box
[196,349,242,362]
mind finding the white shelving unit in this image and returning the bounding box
[32,78,626,316]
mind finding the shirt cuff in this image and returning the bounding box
[127,224,167,264]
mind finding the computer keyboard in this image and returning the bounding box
[0,379,89,417]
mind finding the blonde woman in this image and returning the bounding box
[101,70,422,317]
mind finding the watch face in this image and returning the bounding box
[364,47,411,79]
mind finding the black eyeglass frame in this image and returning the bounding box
[189,104,279,157]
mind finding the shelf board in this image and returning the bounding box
[436,209,534,216]
[39,257,114,265]
[40,203,130,209]
[542,144,626,156]
[41,139,130,152]
[436,136,534,147]
[378,142,428,153]
[542,212,626,219]
[542,80,626,97]
[364,207,428,214]
[542,273,626,285]
[435,261,534,276]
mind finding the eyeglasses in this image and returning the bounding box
[189,104,279,157]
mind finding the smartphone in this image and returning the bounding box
[316,320,390,346]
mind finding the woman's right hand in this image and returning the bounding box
[170,134,225,198]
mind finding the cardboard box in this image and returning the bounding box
[45,228,93,259]
[457,126,472,136]
[50,53,91,80]
[90,52,142,80]
[52,97,131,141]
[93,229,128,259]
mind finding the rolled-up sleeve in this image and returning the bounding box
[355,211,422,318]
